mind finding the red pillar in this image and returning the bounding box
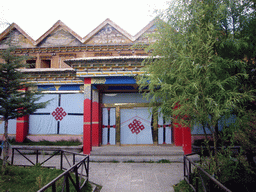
[173,102,192,154]
[173,123,183,146]
[182,126,192,155]
[92,89,100,146]
[16,115,29,142]
[16,88,29,142]
[83,78,92,154]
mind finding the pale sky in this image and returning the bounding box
[0,0,170,40]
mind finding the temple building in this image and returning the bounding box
[0,19,195,154]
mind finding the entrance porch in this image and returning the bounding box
[64,56,192,155]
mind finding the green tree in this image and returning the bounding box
[235,110,256,168]
[0,47,48,172]
[138,0,255,168]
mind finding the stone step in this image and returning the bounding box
[90,151,184,156]
[89,155,184,162]
[88,146,188,162]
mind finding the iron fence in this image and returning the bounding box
[184,153,231,192]
[10,146,89,192]
[37,156,89,192]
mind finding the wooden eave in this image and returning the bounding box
[65,55,149,68]
[64,55,151,77]
[10,44,148,54]
[19,68,82,83]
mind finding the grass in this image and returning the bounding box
[0,160,92,192]
[7,138,82,146]
[173,180,193,192]
[122,159,173,163]
[156,159,171,163]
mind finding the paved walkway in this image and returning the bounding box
[89,162,183,192]
[9,146,195,192]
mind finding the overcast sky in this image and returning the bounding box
[0,0,170,40]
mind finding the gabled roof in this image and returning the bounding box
[133,18,158,41]
[82,18,133,43]
[0,23,35,45]
[0,18,159,48]
[35,20,83,45]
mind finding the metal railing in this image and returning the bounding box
[10,146,89,192]
[38,156,89,192]
[184,153,231,192]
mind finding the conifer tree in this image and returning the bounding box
[0,47,48,172]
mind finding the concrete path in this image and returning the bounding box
[89,162,183,192]
[10,154,184,192]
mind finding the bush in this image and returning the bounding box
[7,138,82,146]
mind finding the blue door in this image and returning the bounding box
[120,107,153,144]
[102,108,116,145]
[158,113,172,144]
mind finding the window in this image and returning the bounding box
[41,60,51,68]
[26,60,36,68]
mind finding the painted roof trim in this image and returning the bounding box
[82,18,133,43]
[66,55,150,62]
[0,23,35,45]
[19,68,75,72]
[35,20,83,45]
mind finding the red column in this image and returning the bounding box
[83,78,92,154]
[92,89,100,146]
[173,102,192,154]
[182,126,192,154]
[16,88,29,142]
[16,115,29,142]
[173,123,183,146]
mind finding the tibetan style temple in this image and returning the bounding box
[0,19,194,154]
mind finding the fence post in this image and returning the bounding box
[60,151,63,170]
[86,156,90,179]
[65,174,70,192]
[36,150,39,165]
[52,182,56,192]
[189,161,192,184]
[74,166,80,190]
[195,167,198,192]
[184,156,186,177]
[11,148,14,165]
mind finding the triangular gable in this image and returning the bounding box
[0,23,35,48]
[83,18,133,45]
[134,18,158,44]
[36,20,83,47]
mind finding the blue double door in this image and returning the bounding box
[102,106,172,145]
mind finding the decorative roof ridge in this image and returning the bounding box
[82,18,133,43]
[0,23,35,45]
[35,20,83,45]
